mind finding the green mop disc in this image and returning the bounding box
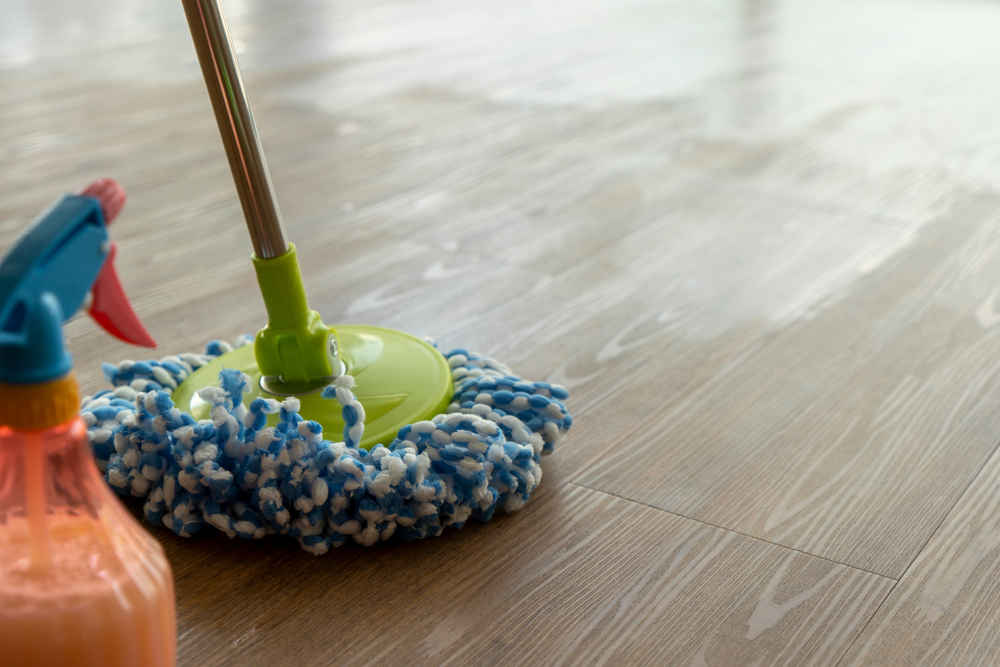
[170,324,453,449]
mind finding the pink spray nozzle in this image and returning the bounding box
[74,178,157,348]
[78,178,127,226]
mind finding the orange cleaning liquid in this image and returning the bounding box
[0,419,176,667]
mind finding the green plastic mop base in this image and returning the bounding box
[171,325,453,450]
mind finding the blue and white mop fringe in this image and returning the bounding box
[82,338,572,555]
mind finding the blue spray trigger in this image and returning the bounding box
[0,194,110,384]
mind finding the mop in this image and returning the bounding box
[80,0,572,555]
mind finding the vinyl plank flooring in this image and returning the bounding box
[343,101,698,274]
[163,484,892,667]
[577,191,1000,578]
[839,442,1000,666]
[435,182,922,487]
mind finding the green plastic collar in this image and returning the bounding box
[252,244,339,384]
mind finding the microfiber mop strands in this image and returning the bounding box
[83,340,572,555]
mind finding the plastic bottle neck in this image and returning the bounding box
[0,373,79,432]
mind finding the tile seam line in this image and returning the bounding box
[830,433,1000,667]
[567,481,897,582]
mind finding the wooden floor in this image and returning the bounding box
[4,0,1000,664]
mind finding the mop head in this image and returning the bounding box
[82,338,572,555]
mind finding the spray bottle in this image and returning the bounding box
[0,179,176,666]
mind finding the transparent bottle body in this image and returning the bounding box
[0,418,176,667]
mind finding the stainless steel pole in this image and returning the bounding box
[180,0,288,259]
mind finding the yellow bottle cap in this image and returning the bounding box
[0,373,79,431]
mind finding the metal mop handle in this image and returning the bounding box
[180,0,341,384]
[181,0,288,259]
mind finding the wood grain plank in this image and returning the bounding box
[839,443,1000,666]
[577,191,1000,578]
[433,181,923,497]
[158,484,891,667]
